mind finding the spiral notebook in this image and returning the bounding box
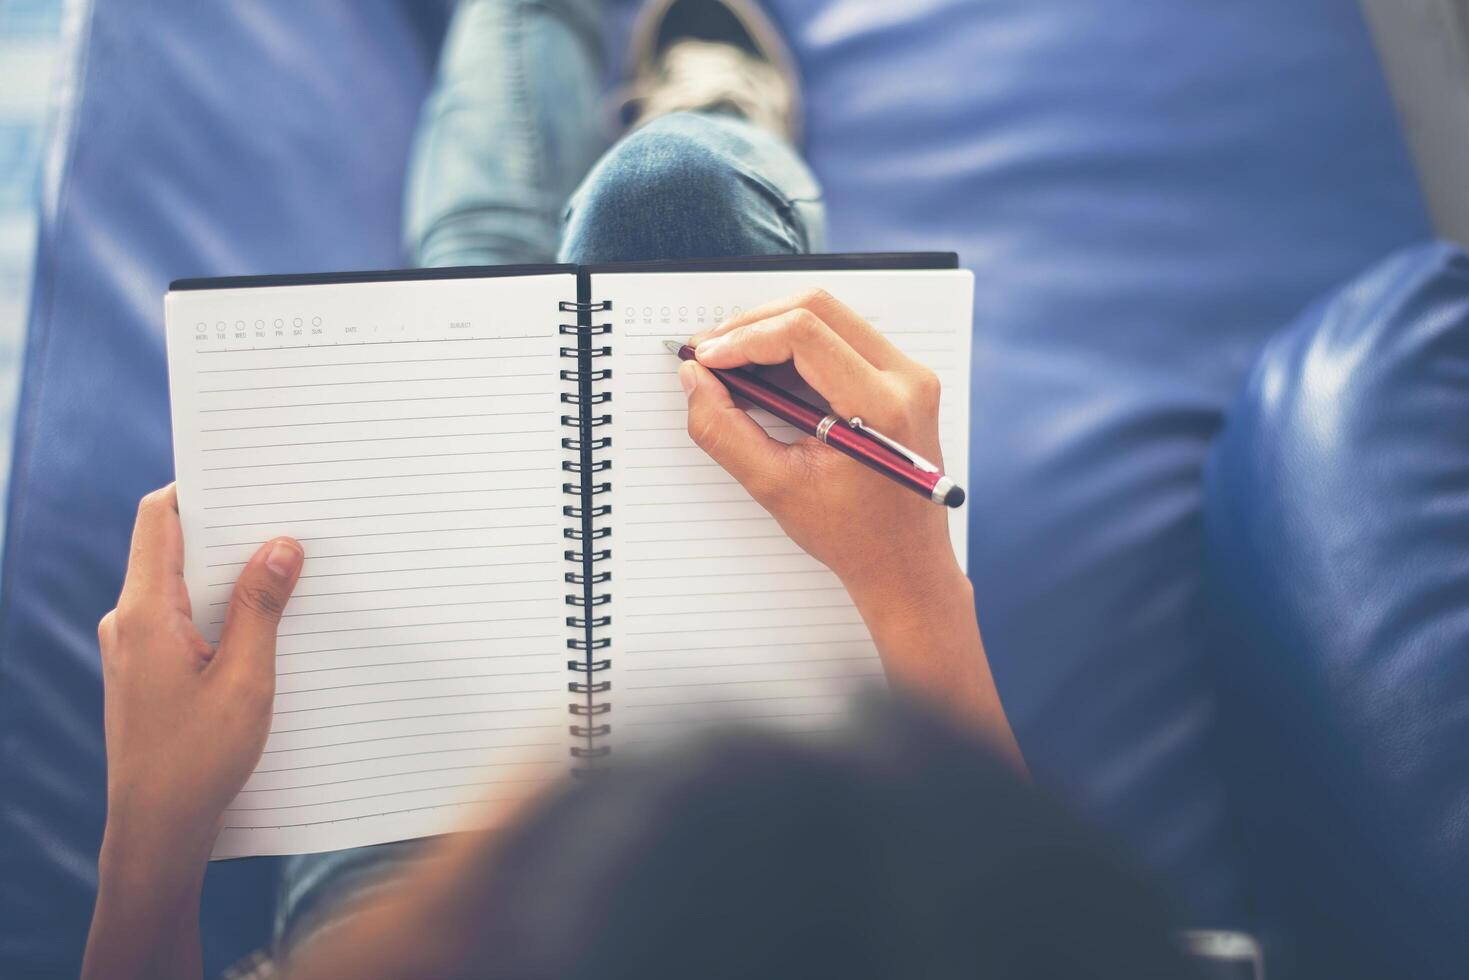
[164,253,973,857]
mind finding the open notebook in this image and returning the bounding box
[165,254,973,857]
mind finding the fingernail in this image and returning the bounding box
[695,336,725,358]
[678,361,698,396]
[265,539,302,578]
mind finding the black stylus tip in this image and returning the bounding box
[944,485,966,508]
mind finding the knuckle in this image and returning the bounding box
[112,600,143,640]
[722,325,752,354]
[97,610,117,649]
[781,309,825,347]
[910,367,942,403]
[797,287,834,311]
[136,487,168,517]
[237,584,287,620]
[790,309,824,336]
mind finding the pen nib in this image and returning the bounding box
[662,340,685,355]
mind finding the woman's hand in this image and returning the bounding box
[683,289,954,602]
[99,483,304,858]
[682,290,1022,768]
[83,484,304,980]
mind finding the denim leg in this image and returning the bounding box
[403,0,608,268]
[273,839,436,957]
[558,111,826,264]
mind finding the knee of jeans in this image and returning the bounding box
[560,113,801,264]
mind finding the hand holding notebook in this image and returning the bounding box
[160,253,988,857]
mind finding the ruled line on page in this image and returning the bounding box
[626,694,833,709]
[268,705,563,736]
[201,429,555,453]
[275,615,556,639]
[237,765,562,800]
[195,335,544,352]
[624,586,846,601]
[259,723,562,754]
[254,742,565,775]
[270,687,562,717]
[624,711,844,727]
[234,580,561,607]
[625,654,875,672]
[203,449,553,473]
[200,371,543,393]
[202,487,552,510]
[206,541,552,566]
[625,619,864,638]
[622,639,873,658]
[220,800,501,832]
[277,647,557,666]
[207,595,563,626]
[227,775,548,811]
[203,504,551,531]
[201,393,547,414]
[205,524,559,548]
[201,410,545,433]
[204,467,550,491]
[252,558,558,583]
[277,668,563,697]
[626,568,830,582]
[277,652,561,677]
[625,672,885,692]
[200,353,547,373]
[206,575,561,603]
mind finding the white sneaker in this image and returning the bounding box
[622,0,803,145]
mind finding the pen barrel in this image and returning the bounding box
[686,351,944,502]
[822,419,945,500]
[709,364,830,432]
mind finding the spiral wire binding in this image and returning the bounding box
[560,298,614,770]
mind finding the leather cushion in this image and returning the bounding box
[1203,242,1469,978]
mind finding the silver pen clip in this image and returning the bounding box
[846,417,940,473]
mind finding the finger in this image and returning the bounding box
[681,361,795,504]
[215,537,303,680]
[118,484,191,615]
[691,288,912,372]
[693,309,898,421]
[97,609,117,654]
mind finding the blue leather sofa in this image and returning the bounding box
[0,1,1455,976]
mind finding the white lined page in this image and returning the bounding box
[594,270,972,746]
[166,273,575,857]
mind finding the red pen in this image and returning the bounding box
[666,342,965,508]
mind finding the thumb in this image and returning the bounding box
[217,537,304,675]
[681,360,794,505]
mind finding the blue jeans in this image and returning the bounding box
[276,0,825,957]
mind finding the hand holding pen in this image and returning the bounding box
[675,289,965,600]
[667,341,964,508]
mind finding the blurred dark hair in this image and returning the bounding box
[447,694,1189,980]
